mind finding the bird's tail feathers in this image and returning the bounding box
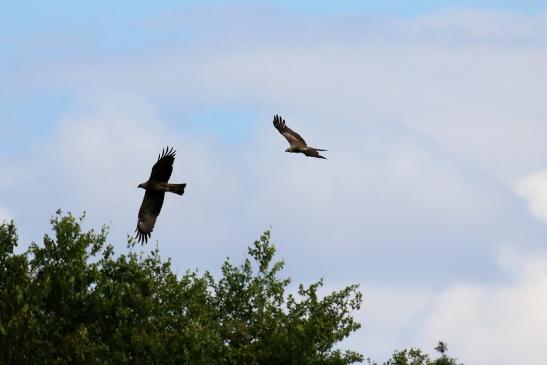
[167,183,186,195]
[314,148,327,151]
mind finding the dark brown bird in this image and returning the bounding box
[273,115,327,159]
[135,146,186,243]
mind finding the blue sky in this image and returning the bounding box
[3,0,546,152]
[2,0,546,29]
[2,1,547,364]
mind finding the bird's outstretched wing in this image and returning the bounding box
[135,190,165,244]
[273,115,307,148]
[149,146,176,182]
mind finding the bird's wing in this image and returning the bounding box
[135,190,165,243]
[149,146,176,182]
[273,115,307,148]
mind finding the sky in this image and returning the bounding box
[2,1,547,363]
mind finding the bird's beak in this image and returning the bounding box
[137,183,143,189]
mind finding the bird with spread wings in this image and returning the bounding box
[273,115,327,159]
[135,146,186,243]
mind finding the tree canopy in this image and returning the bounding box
[0,211,363,365]
[375,342,463,365]
[0,211,465,365]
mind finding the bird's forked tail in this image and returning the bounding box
[167,183,186,195]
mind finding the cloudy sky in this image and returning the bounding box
[3,1,547,363]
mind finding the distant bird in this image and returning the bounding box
[135,146,186,243]
[273,115,327,159]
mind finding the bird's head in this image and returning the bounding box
[138,182,148,189]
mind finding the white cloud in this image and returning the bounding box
[33,9,547,188]
[342,246,547,364]
[5,6,545,281]
[516,171,547,223]
[347,285,433,361]
[395,9,547,45]
[57,93,169,201]
[0,206,12,223]
[23,83,509,282]
[419,246,547,365]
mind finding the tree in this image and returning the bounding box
[434,342,447,355]
[370,341,463,365]
[0,211,363,365]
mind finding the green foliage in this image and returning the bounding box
[367,341,463,365]
[0,211,363,365]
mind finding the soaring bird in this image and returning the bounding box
[273,115,327,159]
[135,146,186,243]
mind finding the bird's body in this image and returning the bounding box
[138,181,185,194]
[135,147,186,243]
[273,115,327,159]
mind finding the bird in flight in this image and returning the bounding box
[273,115,327,159]
[135,146,186,243]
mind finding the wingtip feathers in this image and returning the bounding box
[157,146,177,161]
[273,114,285,127]
[135,227,151,244]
